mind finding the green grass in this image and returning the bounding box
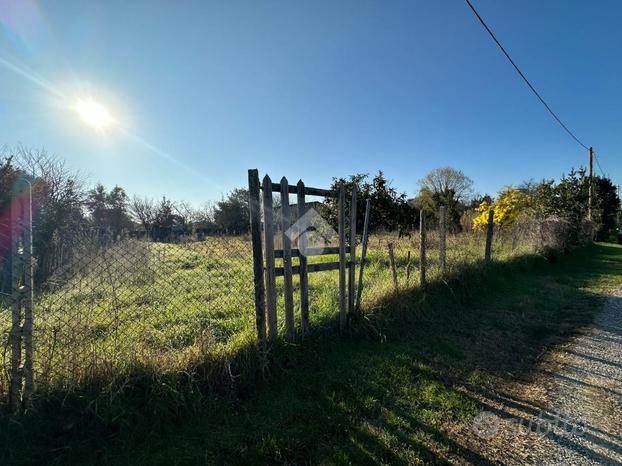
[2,241,621,465]
[0,230,504,395]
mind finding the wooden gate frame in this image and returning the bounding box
[248,169,368,353]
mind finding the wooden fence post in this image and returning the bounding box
[248,170,267,365]
[388,243,398,292]
[8,179,34,410]
[262,175,277,341]
[348,186,357,316]
[439,205,446,276]
[419,211,427,288]
[355,200,371,312]
[297,179,309,337]
[338,184,346,332]
[485,209,495,263]
[9,185,22,411]
[21,180,33,405]
[280,177,295,342]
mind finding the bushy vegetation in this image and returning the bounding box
[469,168,620,248]
[319,171,416,232]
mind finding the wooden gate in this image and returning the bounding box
[248,169,369,356]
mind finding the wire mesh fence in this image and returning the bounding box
[0,229,255,397]
[0,208,554,404]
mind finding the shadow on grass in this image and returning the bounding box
[2,243,621,465]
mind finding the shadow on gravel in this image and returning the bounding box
[458,291,622,465]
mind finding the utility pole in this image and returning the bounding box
[588,147,593,222]
[618,185,621,228]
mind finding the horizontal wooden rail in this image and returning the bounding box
[261,182,335,198]
[274,261,352,277]
[274,246,343,258]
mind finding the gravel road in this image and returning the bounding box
[533,290,622,465]
[452,289,622,465]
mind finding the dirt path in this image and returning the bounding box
[453,290,622,465]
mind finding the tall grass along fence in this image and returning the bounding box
[0,177,570,411]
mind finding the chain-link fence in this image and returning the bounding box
[0,204,562,406]
[0,227,256,401]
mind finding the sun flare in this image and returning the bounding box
[74,98,113,130]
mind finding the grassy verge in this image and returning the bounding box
[2,242,621,465]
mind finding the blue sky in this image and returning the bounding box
[0,0,620,204]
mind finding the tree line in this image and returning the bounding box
[1,146,619,289]
[327,166,619,246]
[0,148,250,287]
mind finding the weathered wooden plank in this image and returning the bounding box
[275,261,352,277]
[261,182,336,198]
[274,246,341,258]
[297,179,309,337]
[439,205,447,276]
[419,211,427,288]
[262,174,278,341]
[247,169,267,367]
[280,177,295,342]
[338,184,346,333]
[348,186,357,315]
[485,209,494,263]
[355,199,371,312]
[388,242,398,292]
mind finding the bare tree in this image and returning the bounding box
[418,167,474,203]
[8,146,87,281]
[417,167,474,230]
[173,200,195,225]
[129,195,155,232]
[192,201,215,224]
[14,146,86,206]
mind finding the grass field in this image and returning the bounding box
[0,229,526,396]
[2,233,621,464]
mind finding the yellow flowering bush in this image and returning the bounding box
[473,187,532,231]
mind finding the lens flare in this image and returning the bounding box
[74,98,113,130]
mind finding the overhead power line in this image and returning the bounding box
[464,0,589,150]
[594,152,606,177]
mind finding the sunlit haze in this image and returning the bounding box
[74,98,113,131]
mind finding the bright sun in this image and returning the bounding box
[74,98,113,130]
